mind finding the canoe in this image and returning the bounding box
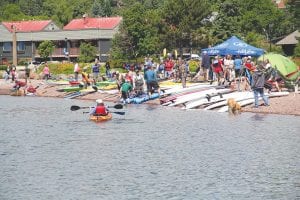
[89,113,112,122]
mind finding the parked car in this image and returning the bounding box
[182,53,201,61]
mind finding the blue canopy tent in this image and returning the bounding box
[202,36,265,57]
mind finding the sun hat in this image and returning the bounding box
[96,99,103,104]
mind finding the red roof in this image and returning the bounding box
[2,20,52,32]
[63,16,122,30]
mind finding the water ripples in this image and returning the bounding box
[0,96,299,199]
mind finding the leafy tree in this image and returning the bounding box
[160,0,212,53]
[286,0,300,30]
[38,40,55,60]
[78,42,97,63]
[0,4,27,21]
[19,0,44,16]
[294,42,300,57]
[111,2,161,59]
[92,0,112,17]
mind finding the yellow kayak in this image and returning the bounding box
[89,113,112,122]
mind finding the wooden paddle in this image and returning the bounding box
[70,104,123,111]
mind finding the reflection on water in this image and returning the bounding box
[0,96,299,199]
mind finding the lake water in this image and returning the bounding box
[0,96,299,200]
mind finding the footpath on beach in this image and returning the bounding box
[0,78,299,116]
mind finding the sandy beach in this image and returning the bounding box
[0,79,299,116]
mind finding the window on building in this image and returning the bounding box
[17,41,25,52]
[3,42,12,52]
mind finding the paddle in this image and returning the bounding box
[83,111,125,115]
[70,104,123,111]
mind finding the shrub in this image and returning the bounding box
[0,65,7,70]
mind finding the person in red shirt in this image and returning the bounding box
[212,56,224,85]
[164,58,174,78]
[90,99,109,116]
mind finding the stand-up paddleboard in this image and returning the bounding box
[182,91,245,109]
[162,83,214,96]
[167,88,217,107]
[217,98,255,112]
[203,91,253,110]
[216,91,290,112]
[160,86,216,105]
[169,88,232,107]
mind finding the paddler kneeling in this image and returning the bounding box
[90,99,109,116]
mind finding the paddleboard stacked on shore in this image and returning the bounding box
[159,83,289,112]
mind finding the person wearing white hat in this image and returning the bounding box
[90,99,109,116]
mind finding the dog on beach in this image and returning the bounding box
[227,98,241,115]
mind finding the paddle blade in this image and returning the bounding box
[70,105,90,111]
[70,105,81,111]
[112,111,125,115]
[92,85,98,91]
[113,104,123,109]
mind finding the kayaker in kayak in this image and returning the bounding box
[90,99,109,116]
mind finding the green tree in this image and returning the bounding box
[78,42,97,63]
[19,0,44,16]
[160,0,212,53]
[286,0,300,30]
[38,40,55,60]
[294,42,300,57]
[0,4,27,21]
[92,0,112,17]
[111,2,161,59]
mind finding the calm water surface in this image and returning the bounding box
[0,96,299,200]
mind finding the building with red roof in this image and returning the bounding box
[2,20,59,33]
[64,16,122,30]
[0,16,122,64]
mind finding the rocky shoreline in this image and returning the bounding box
[0,79,299,116]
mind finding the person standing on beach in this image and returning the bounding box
[74,62,80,81]
[43,63,50,80]
[251,64,269,108]
[25,64,31,83]
[120,79,133,103]
[178,59,187,88]
[144,66,160,96]
[92,61,100,83]
[201,51,210,81]
[10,65,16,82]
[105,61,111,78]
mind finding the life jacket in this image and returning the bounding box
[95,106,107,116]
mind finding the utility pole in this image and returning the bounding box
[12,25,17,66]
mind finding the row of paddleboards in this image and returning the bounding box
[160,83,289,112]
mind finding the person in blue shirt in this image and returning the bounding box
[234,55,243,78]
[92,61,100,83]
[144,66,160,96]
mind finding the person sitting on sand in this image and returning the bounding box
[90,99,109,116]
